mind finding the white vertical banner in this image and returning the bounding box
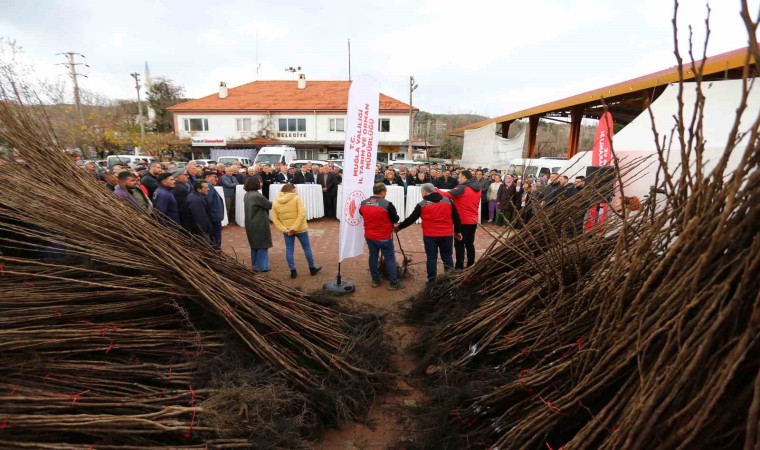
[338,75,380,262]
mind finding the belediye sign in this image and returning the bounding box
[191,137,226,146]
[276,132,307,138]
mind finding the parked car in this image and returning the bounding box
[106,155,158,170]
[190,159,216,167]
[288,159,329,170]
[217,156,253,166]
[95,159,108,169]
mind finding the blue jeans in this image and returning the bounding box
[367,238,397,284]
[284,231,315,271]
[250,248,270,271]
[423,235,454,282]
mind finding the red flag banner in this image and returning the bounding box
[585,111,614,230]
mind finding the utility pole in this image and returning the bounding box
[56,52,88,154]
[57,52,87,123]
[425,119,431,161]
[130,72,146,156]
[408,76,418,155]
[256,31,261,78]
[347,38,352,81]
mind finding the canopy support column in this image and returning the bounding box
[498,120,514,138]
[567,106,584,158]
[527,115,539,158]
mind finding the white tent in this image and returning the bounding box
[460,122,525,169]
[561,79,759,199]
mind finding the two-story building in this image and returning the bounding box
[168,76,424,162]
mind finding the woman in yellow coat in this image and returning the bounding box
[271,184,322,278]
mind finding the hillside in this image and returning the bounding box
[413,112,490,159]
[415,112,598,160]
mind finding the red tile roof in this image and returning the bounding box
[168,80,415,113]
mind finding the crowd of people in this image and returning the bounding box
[90,157,618,287]
[90,159,333,279]
[373,162,589,226]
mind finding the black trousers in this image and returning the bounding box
[323,192,335,218]
[480,201,489,221]
[454,224,477,269]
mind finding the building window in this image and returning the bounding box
[278,118,306,132]
[300,148,318,160]
[183,118,209,132]
[379,118,391,132]
[236,118,252,132]
[329,118,345,132]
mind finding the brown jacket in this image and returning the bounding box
[497,183,517,211]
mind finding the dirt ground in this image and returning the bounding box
[222,219,496,449]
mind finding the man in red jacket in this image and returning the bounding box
[438,169,481,270]
[396,183,462,283]
[360,183,402,290]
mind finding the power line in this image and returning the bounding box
[130,72,146,155]
[56,52,88,124]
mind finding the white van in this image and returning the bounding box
[107,154,157,170]
[507,157,566,179]
[254,146,297,166]
[559,151,593,178]
[217,156,253,166]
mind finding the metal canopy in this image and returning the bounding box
[449,47,757,158]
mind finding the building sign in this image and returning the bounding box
[191,137,226,146]
[276,132,307,138]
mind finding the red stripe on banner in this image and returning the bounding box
[586,112,615,231]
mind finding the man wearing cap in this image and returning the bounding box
[395,183,462,284]
[360,183,402,290]
[171,169,193,226]
[184,180,213,240]
[153,173,180,225]
[203,171,225,249]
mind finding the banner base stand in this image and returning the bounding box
[323,278,356,295]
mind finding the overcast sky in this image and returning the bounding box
[1,0,757,117]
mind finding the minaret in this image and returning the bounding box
[144,61,152,91]
[144,61,155,121]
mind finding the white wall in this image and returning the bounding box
[174,111,410,143]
